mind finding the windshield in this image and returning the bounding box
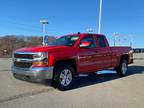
[47,35,80,46]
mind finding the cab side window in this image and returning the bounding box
[80,36,96,48]
[97,36,106,48]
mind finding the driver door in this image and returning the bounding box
[77,35,98,73]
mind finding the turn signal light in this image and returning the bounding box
[33,61,48,67]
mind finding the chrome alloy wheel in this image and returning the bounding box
[121,62,127,75]
[59,69,72,87]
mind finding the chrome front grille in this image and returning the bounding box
[14,61,32,68]
[13,52,34,68]
[14,53,33,59]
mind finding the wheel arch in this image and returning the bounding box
[120,54,129,63]
[53,59,77,75]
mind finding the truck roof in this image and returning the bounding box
[62,33,105,37]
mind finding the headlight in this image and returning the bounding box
[33,52,48,61]
[32,52,48,67]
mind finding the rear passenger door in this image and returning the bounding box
[96,36,112,69]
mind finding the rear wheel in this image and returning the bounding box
[116,60,128,76]
[54,65,75,90]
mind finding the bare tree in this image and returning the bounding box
[0,35,56,58]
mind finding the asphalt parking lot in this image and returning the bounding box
[0,53,144,108]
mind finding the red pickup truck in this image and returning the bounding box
[11,33,133,90]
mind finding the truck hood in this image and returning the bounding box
[15,45,72,53]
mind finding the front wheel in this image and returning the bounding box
[116,60,128,76]
[54,65,75,90]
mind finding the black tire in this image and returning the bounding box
[54,64,75,90]
[116,59,128,77]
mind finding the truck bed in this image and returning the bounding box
[110,46,132,54]
[110,46,133,65]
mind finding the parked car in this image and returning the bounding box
[11,33,133,90]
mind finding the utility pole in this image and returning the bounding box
[129,35,133,48]
[40,19,48,46]
[113,32,119,46]
[98,0,103,34]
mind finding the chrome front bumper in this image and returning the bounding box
[11,66,54,81]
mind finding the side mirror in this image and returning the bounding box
[79,42,91,48]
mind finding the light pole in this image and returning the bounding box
[40,19,48,46]
[98,0,103,34]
